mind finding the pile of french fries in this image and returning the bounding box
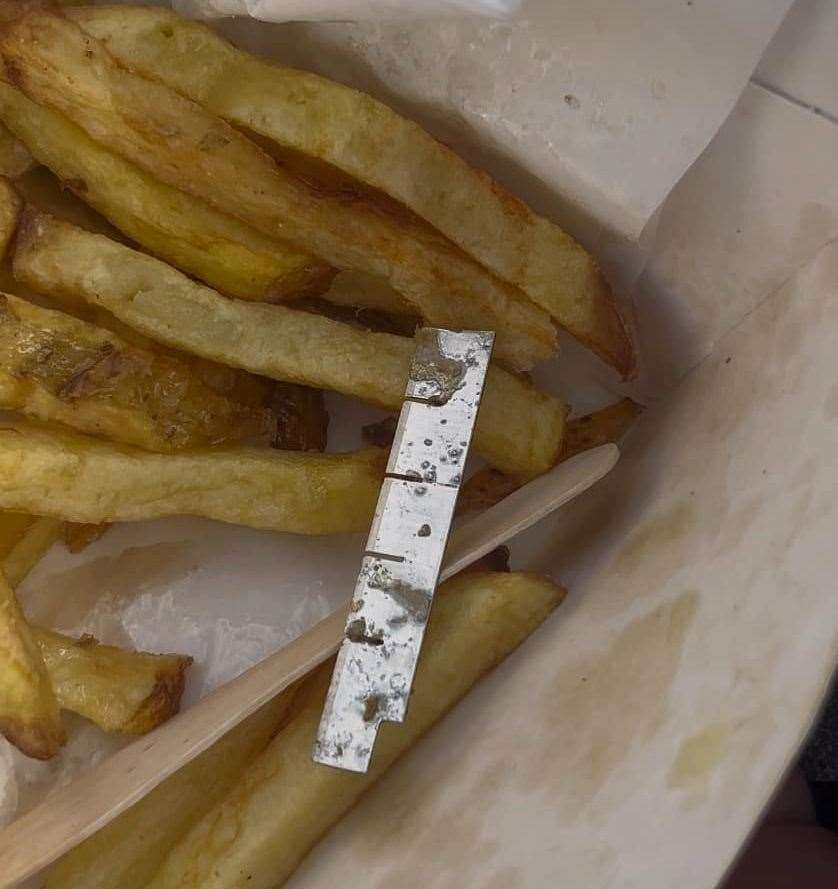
[0,2,640,885]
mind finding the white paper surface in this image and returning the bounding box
[177,0,520,23]
[219,0,794,241]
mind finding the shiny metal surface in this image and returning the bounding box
[313,328,493,772]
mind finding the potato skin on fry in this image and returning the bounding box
[0,120,32,177]
[138,571,564,889]
[34,628,191,735]
[0,7,555,371]
[458,397,643,513]
[0,174,20,260]
[0,78,331,301]
[47,690,301,889]
[14,213,566,478]
[0,292,272,451]
[69,4,635,376]
[0,569,65,759]
[0,419,385,534]
[0,513,61,586]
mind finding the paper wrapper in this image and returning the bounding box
[6,3,837,888]
[176,0,522,22]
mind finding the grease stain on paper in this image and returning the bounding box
[668,722,732,798]
[520,590,700,821]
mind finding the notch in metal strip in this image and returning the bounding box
[314,329,494,773]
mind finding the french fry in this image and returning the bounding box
[300,295,419,338]
[60,520,109,553]
[13,163,121,238]
[0,292,272,451]
[0,173,20,259]
[47,689,302,889]
[34,628,191,735]
[0,8,556,371]
[1,513,61,586]
[138,571,563,889]
[0,419,385,534]
[458,397,643,513]
[0,568,64,759]
[0,78,333,300]
[14,213,566,477]
[0,511,188,738]
[69,3,635,376]
[562,397,643,459]
[0,509,36,556]
[269,381,328,452]
[320,269,418,328]
[0,118,31,176]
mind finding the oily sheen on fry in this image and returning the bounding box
[15,213,566,478]
[0,420,384,534]
[0,7,555,371]
[70,4,634,377]
[0,78,332,300]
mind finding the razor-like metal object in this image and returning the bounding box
[313,327,494,773]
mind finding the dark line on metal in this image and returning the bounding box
[363,550,406,564]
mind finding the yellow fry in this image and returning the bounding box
[0,78,332,300]
[562,396,643,460]
[0,419,385,534]
[13,163,120,238]
[0,292,271,451]
[15,213,565,478]
[269,381,328,452]
[0,174,20,260]
[0,568,64,759]
[34,628,191,735]
[142,571,564,888]
[0,119,31,176]
[0,8,555,371]
[1,513,61,587]
[46,690,300,889]
[60,520,109,553]
[458,397,643,513]
[70,4,634,376]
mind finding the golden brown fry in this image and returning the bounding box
[361,414,397,449]
[270,381,328,452]
[0,292,271,451]
[35,628,191,735]
[0,510,185,735]
[0,419,385,534]
[0,77,332,300]
[1,507,107,575]
[15,214,565,477]
[319,269,418,328]
[0,509,36,558]
[61,521,109,553]
[299,295,419,338]
[0,174,20,259]
[456,467,520,515]
[47,690,301,889]
[0,8,555,371]
[458,397,643,513]
[0,568,64,759]
[0,120,29,174]
[70,4,635,376]
[13,164,121,237]
[562,397,642,460]
[140,571,563,889]
[1,513,61,587]
[0,119,31,176]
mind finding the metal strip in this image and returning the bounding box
[313,328,494,772]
